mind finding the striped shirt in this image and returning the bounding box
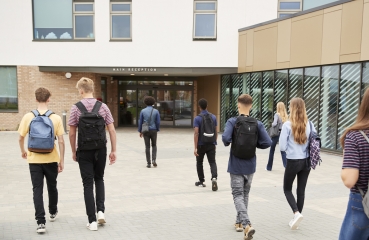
[342,130,369,193]
[68,98,114,127]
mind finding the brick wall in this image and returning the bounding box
[0,66,119,130]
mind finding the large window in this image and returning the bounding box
[0,67,18,112]
[304,67,320,131]
[288,68,303,106]
[279,2,301,10]
[110,1,132,40]
[193,1,217,39]
[362,62,369,98]
[32,0,94,40]
[250,73,262,119]
[262,71,274,130]
[274,70,288,110]
[303,0,339,11]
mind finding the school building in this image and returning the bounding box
[227,0,369,152]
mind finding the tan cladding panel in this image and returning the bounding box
[321,9,342,64]
[340,0,364,56]
[362,2,369,60]
[290,13,323,68]
[253,27,278,71]
[238,33,247,73]
[277,19,291,63]
[246,30,254,67]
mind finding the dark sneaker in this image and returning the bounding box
[195,181,206,187]
[211,178,218,191]
[244,224,255,240]
[36,224,46,233]
[152,161,157,167]
[49,211,58,222]
[147,164,151,168]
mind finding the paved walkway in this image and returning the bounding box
[0,128,347,240]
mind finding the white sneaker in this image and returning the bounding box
[86,221,98,231]
[97,211,106,224]
[289,213,303,230]
[36,224,46,233]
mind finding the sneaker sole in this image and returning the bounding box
[98,218,106,224]
[212,181,218,191]
[36,229,46,233]
[244,229,255,240]
[236,228,243,232]
[87,226,98,231]
[290,216,303,230]
[49,217,56,222]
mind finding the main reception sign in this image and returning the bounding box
[112,68,157,72]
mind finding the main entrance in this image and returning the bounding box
[118,78,194,128]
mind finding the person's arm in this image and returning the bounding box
[194,127,199,156]
[156,110,160,132]
[222,119,233,147]
[57,135,65,173]
[107,123,117,165]
[341,133,360,189]
[18,135,27,159]
[279,123,288,152]
[214,116,218,145]
[271,113,278,127]
[138,111,143,137]
[69,126,77,161]
[341,169,359,189]
[256,122,272,149]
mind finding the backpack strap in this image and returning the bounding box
[44,110,54,117]
[358,131,369,197]
[92,101,103,114]
[148,107,154,124]
[75,101,88,113]
[31,110,39,117]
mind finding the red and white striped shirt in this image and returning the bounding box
[68,98,114,127]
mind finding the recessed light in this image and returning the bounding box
[164,74,169,76]
[130,74,135,76]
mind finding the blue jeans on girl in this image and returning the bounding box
[266,135,287,171]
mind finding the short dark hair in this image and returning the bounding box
[198,98,207,110]
[35,88,51,103]
[238,94,252,106]
[144,96,156,106]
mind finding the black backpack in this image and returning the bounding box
[199,113,216,144]
[231,115,258,159]
[76,101,107,151]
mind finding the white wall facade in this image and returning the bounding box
[0,0,277,68]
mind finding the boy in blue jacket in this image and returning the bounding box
[222,94,272,240]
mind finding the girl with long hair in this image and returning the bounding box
[266,102,288,171]
[339,88,369,239]
[279,98,316,230]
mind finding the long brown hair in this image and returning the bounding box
[289,98,308,144]
[276,102,288,123]
[340,88,369,148]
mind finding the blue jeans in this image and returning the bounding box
[266,135,287,171]
[339,192,369,240]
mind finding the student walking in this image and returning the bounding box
[138,96,160,168]
[222,94,271,240]
[68,78,117,231]
[266,102,288,171]
[339,88,369,239]
[279,98,316,230]
[193,98,218,191]
[18,88,65,233]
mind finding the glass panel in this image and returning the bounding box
[303,0,338,11]
[112,3,131,12]
[0,67,18,111]
[319,65,339,150]
[119,80,136,85]
[175,81,193,85]
[337,64,361,150]
[262,71,274,130]
[288,68,303,106]
[250,73,261,119]
[119,89,137,126]
[75,15,94,38]
[221,75,231,130]
[194,14,215,37]
[75,4,93,12]
[304,67,320,131]
[279,13,294,18]
[280,2,301,9]
[138,81,174,85]
[242,73,250,94]
[101,79,107,103]
[230,74,243,118]
[175,91,192,126]
[362,62,369,98]
[195,2,216,10]
[157,90,175,126]
[274,70,288,110]
[112,15,131,38]
[33,0,73,39]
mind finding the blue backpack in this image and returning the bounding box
[28,110,55,153]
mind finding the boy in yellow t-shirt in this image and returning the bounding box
[18,88,65,234]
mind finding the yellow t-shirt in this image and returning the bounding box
[18,110,65,164]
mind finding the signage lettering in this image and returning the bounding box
[112,67,157,72]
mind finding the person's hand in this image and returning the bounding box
[139,133,143,138]
[58,162,64,173]
[72,152,77,162]
[109,151,117,165]
[194,149,199,157]
[21,151,27,159]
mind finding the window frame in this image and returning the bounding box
[110,2,132,40]
[73,2,95,40]
[0,66,18,113]
[278,12,296,18]
[193,1,217,40]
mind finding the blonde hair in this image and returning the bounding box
[289,98,308,144]
[276,102,288,123]
[76,77,94,93]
